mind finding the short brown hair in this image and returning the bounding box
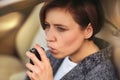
[40,0,104,39]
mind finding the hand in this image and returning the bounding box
[26,44,53,80]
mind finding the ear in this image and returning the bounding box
[84,23,93,39]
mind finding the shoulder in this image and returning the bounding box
[85,60,118,80]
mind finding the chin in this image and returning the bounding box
[52,54,65,59]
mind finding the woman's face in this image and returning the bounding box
[45,8,88,59]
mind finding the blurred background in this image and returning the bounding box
[0,0,120,80]
[0,0,47,80]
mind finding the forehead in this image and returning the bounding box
[45,8,77,25]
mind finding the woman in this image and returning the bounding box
[26,0,118,80]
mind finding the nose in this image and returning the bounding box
[45,28,56,42]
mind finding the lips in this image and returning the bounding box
[49,46,56,51]
[48,46,57,53]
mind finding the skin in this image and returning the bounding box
[26,8,99,80]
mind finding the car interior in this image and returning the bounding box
[0,0,120,80]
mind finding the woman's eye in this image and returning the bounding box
[57,27,66,32]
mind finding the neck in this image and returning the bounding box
[69,40,100,63]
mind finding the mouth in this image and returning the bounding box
[48,46,57,53]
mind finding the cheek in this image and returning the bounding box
[67,35,83,48]
[59,32,84,52]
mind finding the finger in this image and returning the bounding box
[26,62,40,73]
[26,70,32,79]
[26,62,35,72]
[26,51,42,66]
[34,44,48,62]
[26,68,40,80]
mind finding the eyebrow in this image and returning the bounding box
[45,21,68,28]
[54,23,69,28]
[54,24,64,26]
